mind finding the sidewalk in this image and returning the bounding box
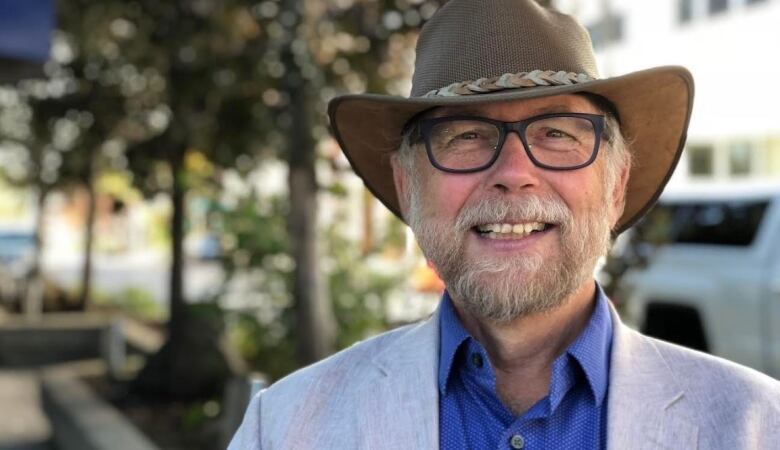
[0,370,52,450]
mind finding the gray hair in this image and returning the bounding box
[600,113,633,216]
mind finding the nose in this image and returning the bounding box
[487,131,541,193]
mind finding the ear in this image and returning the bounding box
[609,162,631,229]
[390,155,411,219]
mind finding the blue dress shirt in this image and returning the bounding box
[438,285,613,450]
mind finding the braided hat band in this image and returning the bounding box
[423,70,595,98]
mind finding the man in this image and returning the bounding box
[230,0,780,448]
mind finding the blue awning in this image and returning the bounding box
[0,0,54,62]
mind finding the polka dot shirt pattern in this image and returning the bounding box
[438,287,613,450]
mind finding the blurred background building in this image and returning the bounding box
[556,0,780,186]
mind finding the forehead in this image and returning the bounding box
[427,94,602,120]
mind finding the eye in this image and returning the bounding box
[444,128,492,147]
[429,119,499,152]
[455,131,481,140]
[545,128,574,139]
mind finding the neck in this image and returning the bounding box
[450,280,598,414]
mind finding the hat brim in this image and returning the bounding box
[328,66,694,234]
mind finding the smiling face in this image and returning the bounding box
[392,94,629,323]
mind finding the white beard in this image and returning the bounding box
[407,191,611,323]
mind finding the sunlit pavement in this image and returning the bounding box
[0,370,52,450]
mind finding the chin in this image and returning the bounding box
[445,261,575,323]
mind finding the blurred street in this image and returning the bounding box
[0,371,51,450]
[42,250,224,307]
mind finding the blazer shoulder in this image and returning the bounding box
[267,320,424,395]
[252,319,435,448]
[263,322,424,407]
[641,331,780,411]
[611,324,780,448]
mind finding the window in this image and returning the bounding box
[638,200,769,247]
[709,0,729,15]
[728,142,753,176]
[673,201,768,246]
[587,13,624,49]
[687,145,714,176]
[678,0,694,23]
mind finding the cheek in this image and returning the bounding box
[554,175,605,217]
[425,174,481,218]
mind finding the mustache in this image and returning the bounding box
[454,194,573,231]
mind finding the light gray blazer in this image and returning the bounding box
[229,306,780,449]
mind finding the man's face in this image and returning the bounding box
[393,94,628,323]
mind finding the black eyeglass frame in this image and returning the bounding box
[418,112,606,173]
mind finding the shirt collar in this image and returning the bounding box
[438,290,471,394]
[437,284,613,406]
[565,283,613,406]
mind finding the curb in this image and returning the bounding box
[40,369,159,450]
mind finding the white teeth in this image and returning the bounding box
[477,222,548,239]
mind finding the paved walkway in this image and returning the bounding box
[0,370,52,450]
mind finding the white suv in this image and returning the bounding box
[619,183,780,379]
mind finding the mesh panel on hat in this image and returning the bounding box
[410,0,599,97]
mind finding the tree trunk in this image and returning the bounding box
[76,156,97,310]
[168,143,187,337]
[132,138,230,400]
[24,185,47,319]
[281,0,336,365]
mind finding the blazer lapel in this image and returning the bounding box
[360,310,441,450]
[607,308,698,450]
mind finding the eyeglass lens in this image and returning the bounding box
[427,116,597,171]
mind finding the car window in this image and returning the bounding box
[636,200,768,247]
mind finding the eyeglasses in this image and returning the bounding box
[418,112,605,173]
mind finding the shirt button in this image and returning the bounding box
[510,434,525,449]
[471,353,483,368]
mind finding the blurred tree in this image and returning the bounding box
[217,187,403,381]
[277,0,338,365]
[0,0,276,397]
[0,88,72,315]
[126,0,456,377]
[93,0,277,398]
[210,0,451,374]
[0,70,119,314]
[51,4,142,311]
[270,0,453,364]
[0,0,162,315]
[2,0,554,377]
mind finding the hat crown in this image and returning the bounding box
[410,0,600,97]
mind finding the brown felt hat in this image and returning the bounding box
[328,0,694,233]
